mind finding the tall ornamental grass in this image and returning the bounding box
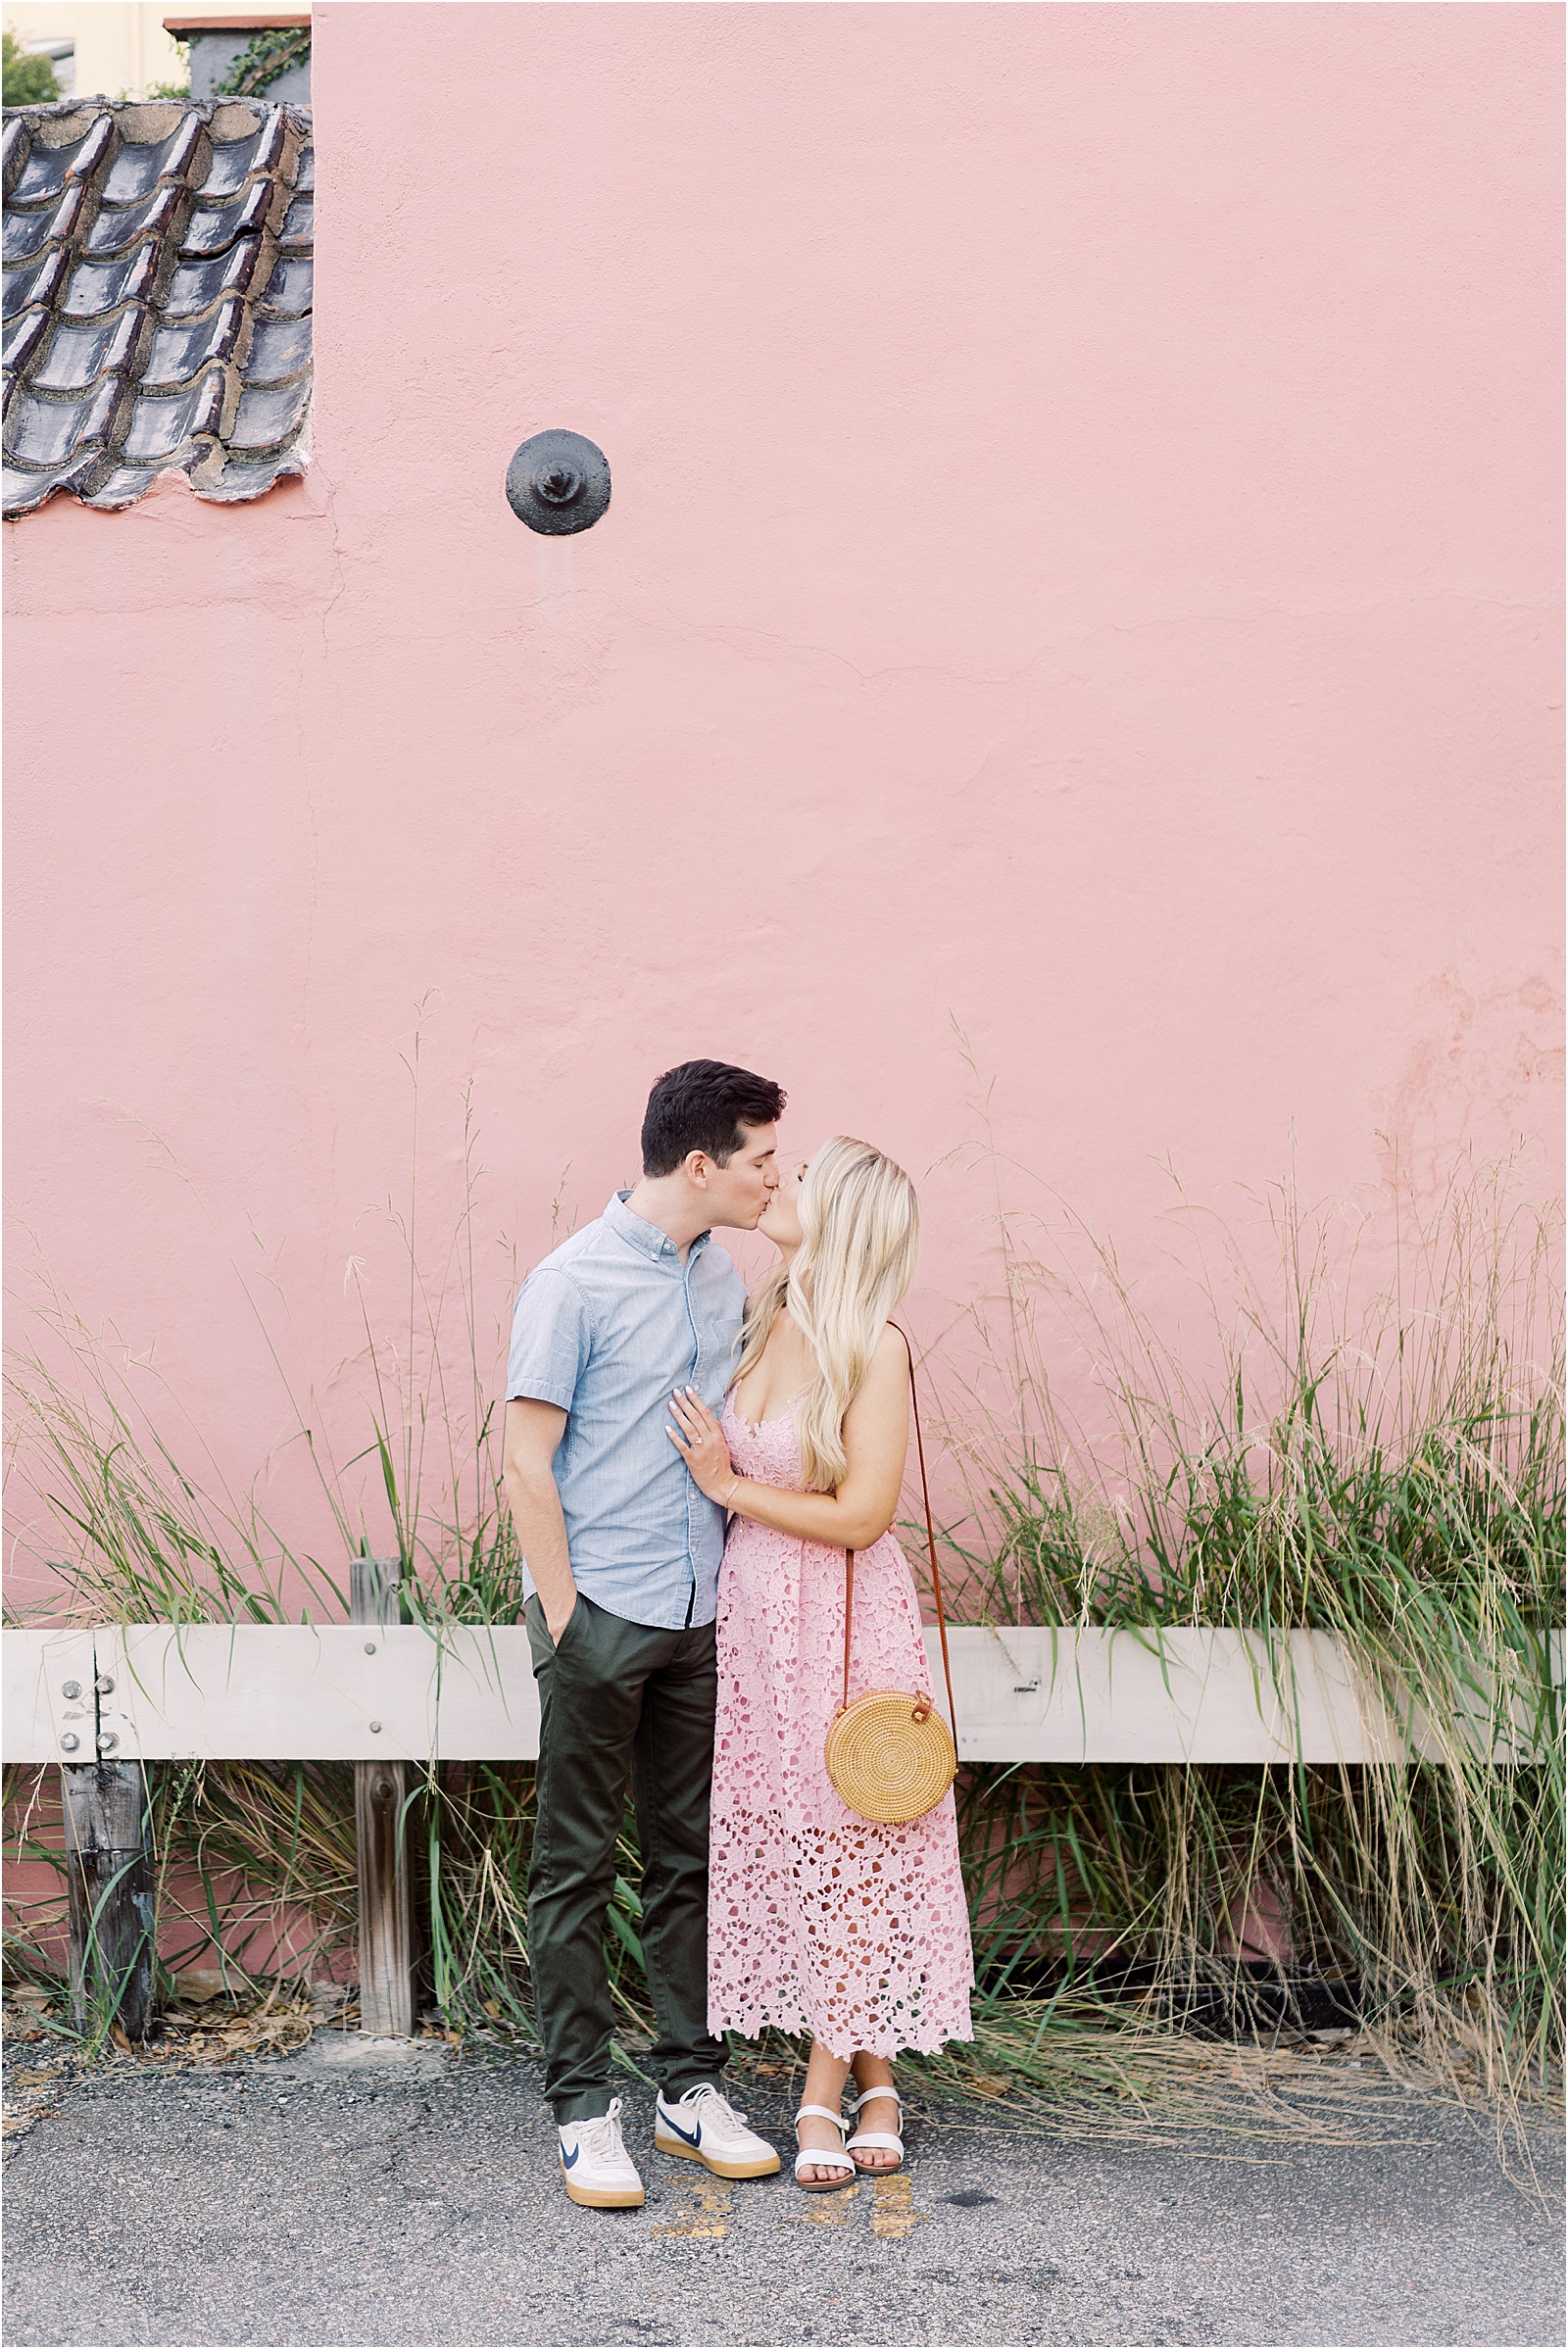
[933,1155,1561,2109]
[4,1138,1561,2145]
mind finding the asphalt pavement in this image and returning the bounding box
[2,2028,1562,2348]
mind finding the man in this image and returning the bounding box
[503,1058,787,2209]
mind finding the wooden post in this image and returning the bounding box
[352,1552,415,2037]
[61,1761,155,2041]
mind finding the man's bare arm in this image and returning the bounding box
[501,1398,575,1641]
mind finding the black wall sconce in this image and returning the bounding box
[506,430,612,535]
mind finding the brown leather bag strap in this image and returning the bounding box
[897,1324,958,1740]
[842,1547,856,1712]
[839,1326,957,1740]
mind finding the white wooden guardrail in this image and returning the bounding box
[6,1582,1558,2042]
[9,1622,1559,1768]
[15,1623,1551,1768]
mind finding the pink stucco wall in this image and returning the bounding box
[5,4,1562,1600]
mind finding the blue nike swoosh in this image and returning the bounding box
[562,2142,580,2168]
[660,2112,702,2146]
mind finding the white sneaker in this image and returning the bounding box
[655,2082,782,2178]
[559,2096,645,2208]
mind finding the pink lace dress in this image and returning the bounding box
[707,1397,975,2059]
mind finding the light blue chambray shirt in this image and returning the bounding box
[505,1191,748,1631]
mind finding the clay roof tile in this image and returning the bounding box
[1,95,311,516]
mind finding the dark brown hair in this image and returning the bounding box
[640,1060,786,1178]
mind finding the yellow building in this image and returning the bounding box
[4,2,273,102]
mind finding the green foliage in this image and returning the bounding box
[3,1110,1560,2136]
[212,27,309,98]
[3,33,60,106]
[927,1156,1564,2107]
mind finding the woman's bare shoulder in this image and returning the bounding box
[860,1322,912,1396]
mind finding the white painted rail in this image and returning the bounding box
[5,1623,1559,1767]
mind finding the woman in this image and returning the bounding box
[667,1137,974,2189]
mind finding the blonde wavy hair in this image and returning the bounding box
[732,1135,921,1492]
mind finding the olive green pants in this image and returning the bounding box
[524,1590,727,2123]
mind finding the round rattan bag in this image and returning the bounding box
[824,1686,956,1826]
[821,1332,959,1828]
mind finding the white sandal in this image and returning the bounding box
[846,2083,905,2173]
[793,2103,857,2192]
